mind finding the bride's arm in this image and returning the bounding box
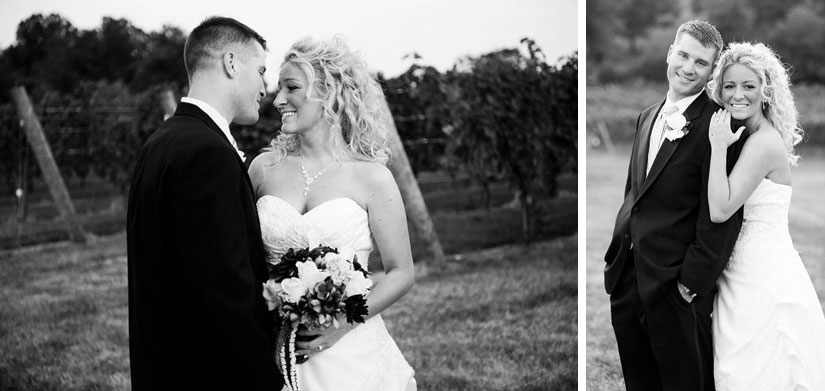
[361,164,416,316]
[708,110,784,222]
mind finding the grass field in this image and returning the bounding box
[585,147,825,390]
[0,175,577,390]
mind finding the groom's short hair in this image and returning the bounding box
[184,16,267,77]
[674,20,723,61]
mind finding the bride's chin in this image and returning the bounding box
[279,126,299,135]
[727,111,751,121]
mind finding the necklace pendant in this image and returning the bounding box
[299,153,336,198]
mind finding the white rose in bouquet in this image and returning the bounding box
[263,279,283,310]
[297,260,330,289]
[346,271,373,297]
[280,277,306,303]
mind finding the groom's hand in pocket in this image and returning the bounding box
[677,281,697,303]
[294,319,357,359]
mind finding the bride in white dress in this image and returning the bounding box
[706,42,825,390]
[249,36,416,391]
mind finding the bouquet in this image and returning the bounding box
[262,246,371,390]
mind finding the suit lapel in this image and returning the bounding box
[638,92,708,200]
[634,101,663,195]
[174,103,232,146]
[173,102,253,191]
[174,102,248,168]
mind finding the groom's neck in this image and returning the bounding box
[187,80,233,123]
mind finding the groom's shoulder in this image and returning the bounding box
[699,92,722,114]
[640,101,663,118]
[143,117,227,167]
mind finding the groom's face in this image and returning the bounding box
[233,41,267,125]
[666,33,717,101]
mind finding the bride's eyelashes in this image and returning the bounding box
[275,85,300,96]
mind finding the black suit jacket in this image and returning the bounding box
[604,92,747,304]
[127,103,281,390]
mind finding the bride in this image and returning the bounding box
[706,41,825,390]
[249,36,416,391]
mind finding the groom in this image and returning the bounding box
[127,17,281,390]
[604,20,748,391]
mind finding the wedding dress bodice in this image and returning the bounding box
[726,178,793,270]
[713,178,825,390]
[258,196,373,267]
[256,194,416,391]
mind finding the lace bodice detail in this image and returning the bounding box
[257,196,373,269]
[727,179,793,270]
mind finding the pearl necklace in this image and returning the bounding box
[299,152,336,196]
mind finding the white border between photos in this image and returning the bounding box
[577,0,586,390]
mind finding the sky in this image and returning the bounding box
[1,0,578,85]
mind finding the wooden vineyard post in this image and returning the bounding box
[10,86,88,244]
[381,99,445,265]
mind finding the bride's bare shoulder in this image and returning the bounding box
[348,160,394,185]
[745,126,787,160]
[342,161,399,207]
[249,151,297,189]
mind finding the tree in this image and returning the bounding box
[443,66,500,210]
[695,0,804,28]
[586,0,622,64]
[703,0,757,43]
[767,2,825,84]
[445,40,577,242]
[4,13,79,96]
[130,25,187,92]
[620,0,679,54]
[98,17,147,85]
[381,62,451,174]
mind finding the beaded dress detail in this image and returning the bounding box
[713,179,825,391]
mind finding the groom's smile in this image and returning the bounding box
[675,72,695,83]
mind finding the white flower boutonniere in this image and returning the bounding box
[664,113,690,141]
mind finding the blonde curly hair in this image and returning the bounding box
[708,42,804,165]
[266,35,391,165]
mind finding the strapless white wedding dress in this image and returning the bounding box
[257,195,416,391]
[713,179,825,391]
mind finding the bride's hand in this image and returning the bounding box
[709,109,745,150]
[293,318,357,359]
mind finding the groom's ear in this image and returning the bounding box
[222,52,238,78]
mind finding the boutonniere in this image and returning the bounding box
[664,114,691,141]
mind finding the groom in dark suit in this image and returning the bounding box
[127,17,281,390]
[604,20,748,391]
